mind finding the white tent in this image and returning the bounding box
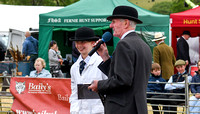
[0,4,63,32]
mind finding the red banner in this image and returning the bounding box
[10,77,71,114]
[190,65,198,77]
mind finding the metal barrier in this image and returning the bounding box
[188,82,200,114]
[147,74,200,114]
[1,70,200,114]
[0,69,17,113]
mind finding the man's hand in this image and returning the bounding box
[185,60,189,66]
[27,56,30,61]
[59,59,63,65]
[58,59,63,63]
[93,40,110,62]
[88,80,99,92]
[195,93,200,98]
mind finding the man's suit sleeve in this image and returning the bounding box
[98,41,134,94]
[98,58,111,76]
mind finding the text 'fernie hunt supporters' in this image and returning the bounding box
[47,18,108,23]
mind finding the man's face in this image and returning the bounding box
[176,65,186,74]
[184,35,190,40]
[109,19,124,38]
[198,62,200,71]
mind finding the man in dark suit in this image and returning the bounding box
[89,6,152,114]
[176,31,191,71]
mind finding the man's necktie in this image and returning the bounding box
[79,60,86,75]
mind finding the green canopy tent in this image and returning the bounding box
[39,0,169,70]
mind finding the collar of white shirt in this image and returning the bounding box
[121,30,135,40]
[182,36,187,40]
[80,55,91,66]
[158,41,164,45]
[178,71,186,75]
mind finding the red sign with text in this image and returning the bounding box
[10,77,71,114]
[190,66,198,77]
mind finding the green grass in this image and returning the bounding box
[128,0,172,10]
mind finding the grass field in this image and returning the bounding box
[128,0,172,10]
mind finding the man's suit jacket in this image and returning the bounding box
[153,42,176,80]
[98,32,152,114]
[176,37,191,64]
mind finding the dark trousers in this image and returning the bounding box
[164,95,185,114]
[29,54,38,72]
[148,95,168,114]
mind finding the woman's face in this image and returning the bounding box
[35,61,43,72]
[75,41,94,58]
[51,44,57,50]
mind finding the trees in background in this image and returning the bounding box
[0,0,79,6]
[150,0,200,15]
[149,1,173,15]
[0,0,200,14]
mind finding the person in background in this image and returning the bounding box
[29,58,52,78]
[0,39,6,61]
[176,31,191,71]
[88,6,152,114]
[0,40,7,91]
[189,60,200,114]
[55,45,62,59]
[69,27,107,114]
[72,41,80,63]
[22,31,38,72]
[147,63,167,114]
[152,32,176,81]
[165,59,192,114]
[48,40,64,78]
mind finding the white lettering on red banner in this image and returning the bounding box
[16,109,57,114]
[58,94,69,101]
[28,83,52,94]
[10,77,71,114]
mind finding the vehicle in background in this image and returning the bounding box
[0,32,8,47]
[5,28,38,61]
[0,32,8,61]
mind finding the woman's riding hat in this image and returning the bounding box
[69,27,99,41]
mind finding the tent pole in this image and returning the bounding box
[185,0,199,8]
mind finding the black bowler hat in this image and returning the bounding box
[107,6,143,24]
[69,27,99,41]
[182,31,191,36]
